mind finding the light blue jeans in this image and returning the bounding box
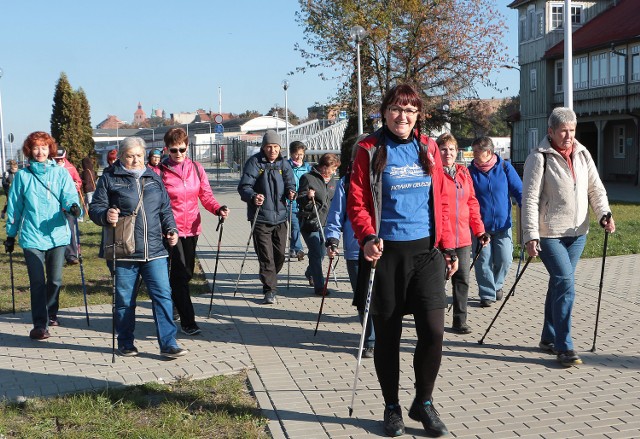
[113,258,179,352]
[473,228,513,300]
[289,210,303,254]
[23,245,66,329]
[539,235,586,353]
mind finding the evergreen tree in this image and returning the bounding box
[50,72,73,145]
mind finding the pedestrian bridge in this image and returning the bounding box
[278,119,348,155]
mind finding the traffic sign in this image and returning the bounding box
[214,114,223,124]
[8,133,14,143]
[214,124,224,133]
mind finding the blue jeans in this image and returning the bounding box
[302,230,325,292]
[347,259,375,348]
[539,235,586,353]
[23,246,66,329]
[473,228,513,300]
[113,258,179,351]
[289,211,303,253]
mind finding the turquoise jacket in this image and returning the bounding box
[6,159,80,250]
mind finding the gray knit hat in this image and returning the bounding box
[262,130,281,148]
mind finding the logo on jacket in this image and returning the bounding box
[389,163,426,178]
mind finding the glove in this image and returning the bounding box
[217,205,228,216]
[600,212,612,228]
[325,237,339,249]
[477,232,490,244]
[69,203,82,218]
[4,236,15,253]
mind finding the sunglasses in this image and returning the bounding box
[169,147,187,154]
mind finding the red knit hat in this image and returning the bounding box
[107,149,118,162]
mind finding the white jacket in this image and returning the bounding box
[522,136,610,243]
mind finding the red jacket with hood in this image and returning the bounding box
[442,164,485,248]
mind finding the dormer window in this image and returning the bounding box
[550,2,583,30]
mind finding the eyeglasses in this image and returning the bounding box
[169,147,187,154]
[388,106,419,117]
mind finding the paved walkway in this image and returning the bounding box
[1,175,639,438]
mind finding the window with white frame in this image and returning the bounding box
[574,56,588,89]
[610,48,626,85]
[528,128,539,154]
[632,45,640,82]
[591,53,608,87]
[530,68,537,91]
[550,3,584,30]
[613,125,626,159]
[537,12,544,37]
[555,60,563,93]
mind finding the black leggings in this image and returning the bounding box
[373,308,445,405]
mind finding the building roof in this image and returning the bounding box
[507,0,535,8]
[544,0,640,59]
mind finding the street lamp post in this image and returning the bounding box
[350,25,366,135]
[282,80,290,157]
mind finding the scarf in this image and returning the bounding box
[443,165,456,178]
[474,153,497,173]
[552,142,575,180]
[120,163,146,179]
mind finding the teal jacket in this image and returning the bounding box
[6,159,80,250]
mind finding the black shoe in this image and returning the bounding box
[480,299,494,307]
[172,306,180,322]
[383,404,405,437]
[538,340,556,354]
[452,323,472,334]
[66,257,79,265]
[48,315,60,327]
[161,346,188,359]
[296,250,305,261]
[118,346,139,357]
[180,324,201,336]
[362,347,374,359]
[557,350,582,367]
[408,399,449,437]
[306,273,314,286]
[496,289,504,301]
[263,291,277,305]
[29,327,50,340]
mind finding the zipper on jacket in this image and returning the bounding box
[137,179,149,260]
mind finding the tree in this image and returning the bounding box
[295,0,509,130]
[266,106,300,125]
[237,110,263,119]
[50,73,95,170]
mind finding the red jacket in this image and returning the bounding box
[347,130,455,250]
[160,158,221,237]
[442,164,485,249]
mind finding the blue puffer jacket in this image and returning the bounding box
[288,159,312,214]
[6,159,79,250]
[89,162,177,261]
[324,177,359,261]
[238,151,296,225]
[468,156,522,233]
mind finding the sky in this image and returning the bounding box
[0,0,519,158]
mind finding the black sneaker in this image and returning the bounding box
[118,346,139,357]
[180,324,201,336]
[452,323,472,334]
[262,291,277,305]
[362,347,374,359]
[538,340,556,354]
[161,346,188,359]
[408,399,449,437]
[557,350,582,367]
[383,404,405,437]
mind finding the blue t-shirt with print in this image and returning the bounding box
[379,140,432,241]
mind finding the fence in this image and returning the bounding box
[188,138,261,185]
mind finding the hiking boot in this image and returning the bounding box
[180,324,201,336]
[118,346,139,357]
[452,323,472,334]
[161,346,188,359]
[538,340,556,354]
[408,399,449,437]
[29,327,50,340]
[557,350,582,367]
[383,404,405,437]
[263,291,277,305]
[362,347,374,359]
[48,315,60,327]
[480,299,494,307]
[496,289,504,301]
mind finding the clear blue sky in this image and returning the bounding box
[0,0,519,156]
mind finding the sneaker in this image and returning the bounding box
[306,273,314,287]
[496,289,504,301]
[557,350,582,367]
[408,399,449,437]
[262,291,277,305]
[289,249,298,259]
[362,347,374,359]
[180,325,201,336]
[296,250,305,261]
[118,346,139,357]
[452,323,472,334]
[48,315,60,327]
[383,404,405,437]
[173,306,180,322]
[538,340,556,354]
[480,299,494,307]
[161,346,189,359]
[29,327,50,340]
[66,257,80,265]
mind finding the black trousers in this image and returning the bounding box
[252,222,287,294]
[169,235,198,327]
[451,245,471,326]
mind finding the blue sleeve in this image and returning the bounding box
[89,173,110,225]
[505,161,523,207]
[324,179,345,241]
[282,159,296,193]
[5,172,24,238]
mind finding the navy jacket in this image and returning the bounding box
[90,161,177,260]
[238,151,295,225]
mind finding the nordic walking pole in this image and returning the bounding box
[234,205,261,296]
[9,251,15,315]
[110,206,118,363]
[287,201,293,290]
[478,256,533,345]
[75,217,90,326]
[349,254,379,417]
[591,213,612,353]
[448,240,483,312]
[312,199,338,286]
[313,252,335,336]
[208,209,226,318]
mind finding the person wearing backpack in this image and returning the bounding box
[3,132,81,339]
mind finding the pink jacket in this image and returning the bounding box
[160,158,221,237]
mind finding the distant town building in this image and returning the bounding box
[133,102,147,126]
